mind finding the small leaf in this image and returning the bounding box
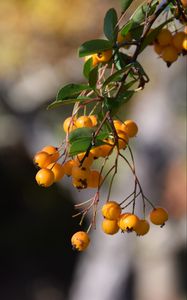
[83,57,93,79]
[120,20,134,36]
[115,52,132,70]
[89,66,98,88]
[120,0,133,13]
[57,83,92,101]
[69,127,94,143]
[69,137,106,156]
[104,90,134,115]
[79,39,113,57]
[104,8,118,42]
[130,0,158,26]
[102,67,130,89]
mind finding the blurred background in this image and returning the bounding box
[0,1,186,300]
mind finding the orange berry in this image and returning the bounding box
[47,163,65,182]
[33,151,53,168]
[113,119,126,133]
[75,152,94,168]
[157,28,172,46]
[181,0,187,7]
[153,42,164,55]
[35,168,54,187]
[72,166,90,180]
[87,170,103,188]
[101,201,121,220]
[63,117,77,133]
[184,26,187,34]
[121,214,140,232]
[172,31,185,51]
[63,159,78,176]
[71,231,90,251]
[161,46,178,63]
[117,213,131,230]
[72,177,87,189]
[117,131,129,149]
[84,54,99,67]
[41,145,59,162]
[135,219,150,236]
[183,37,187,50]
[76,116,93,128]
[96,49,113,63]
[150,207,168,226]
[124,120,138,137]
[89,115,98,127]
[102,219,119,235]
[90,144,113,158]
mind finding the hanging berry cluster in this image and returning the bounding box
[33,0,186,251]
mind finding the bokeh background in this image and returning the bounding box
[0,1,186,300]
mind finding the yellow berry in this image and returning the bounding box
[118,213,131,231]
[35,168,54,187]
[41,145,59,162]
[85,54,99,67]
[47,163,65,182]
[101,201,121,220]
[113,119,126,133]
[71,231,90,251]
[33,151,53,168]
[121,214,140,232]
[157,28,172,46]
[181,0,187,7]
[72,166,90,180]
[150,207,168,226]
[72,177,87,189]
[90,144,113,158]
[183,37,187,50]
[63,117,77,133]
[135,219,150,236]
[63,159,78,176]
[117,131,129,149]
[87,170,103,188]
[172,31,185,51]
[96,49,113,63]
[153,42,164,55]
[124,120,138,137]
[161,46,178,63]
[102,219,119,235]
[89,115,98,127]
[75,152,94,168]
[76,116,93,128]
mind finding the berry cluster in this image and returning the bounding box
[152,27,187,66]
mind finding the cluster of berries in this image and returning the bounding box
[34,116,138,190]
[71,201,168,251]
[153,27,187,65]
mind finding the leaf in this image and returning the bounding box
[47,96,93,110]
[130,0,158,26]
[83,57,93,79]
[104,90,134,115]
[102,67,130,89]
[69,138,92,156]
[120,20,134,36]
[104,8,118,42]
[69,127,95,143]
[130,25,144,39]
[114,52,132,70]
[139,18,173,52]
[89,66,98,88]
[56,83,92,101]
[120,0,133,13]
[78,39,113,57]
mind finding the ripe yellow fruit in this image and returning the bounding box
[181,0,187,7]
[89,115,98,127]
[102,219,119,235]
[63,117,77,133]
[101,201,121,220]
[118,213,131,231]
[157,28,172,46]
[183,37,187,51]
[75,152,94,168]
[172,31,185,51]
[63,160,78,176]
[71,231,90,251]
[150,207,168,226]
[161,46,178,63]
[120,214,140,232]
[87,170,103,188]
[153,42,164,55]
[35,168,55,187]
[96,49,113,63]
[33,151,53,168]
[76,116,93,128]
[41,145,59,162]
[184,26,187,35]
[113,119,126,133]
[117,131,129,149]
[47,163,65,182]
[124,120,138,137]
[72,166,90,180]
[72,177,87,189]
[135,219,150,236]
[90,144,113,158]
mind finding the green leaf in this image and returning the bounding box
[79,39,113,57]
[104,8,118,42]
[104,90,134,115]
[120,0,133,13]
[69,127,95,143]
[47,96,93,109]
[114,52,132,70]
[120,20,134,36]
[57,83,92,101]
[69,138,92,156]
[102,67,130,89]
[130,25,144,39]
[130,0,158,26]
[83,57,93,79]
[139,18,173,52]
[89,66,98,88]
